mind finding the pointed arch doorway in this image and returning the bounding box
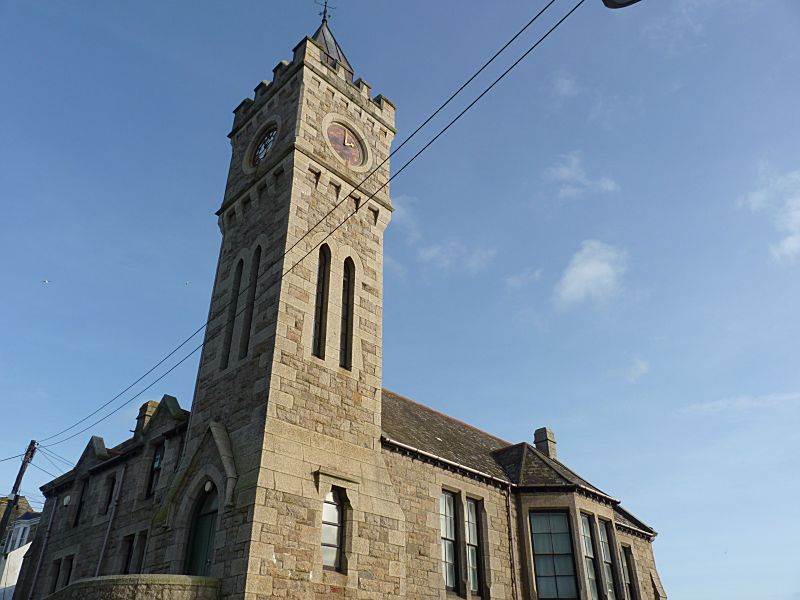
[184,482,218,576]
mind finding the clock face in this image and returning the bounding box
[252,127,278,167]
[327,123,363,166]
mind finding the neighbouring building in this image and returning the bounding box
[15,18,667,600]
[1,509,40,600]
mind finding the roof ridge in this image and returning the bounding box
[382,389,511,446]
[525,443,614,498]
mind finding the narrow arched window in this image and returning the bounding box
[339,258,355,369]
[239,246,262,360]
[312,245,331,358]
[220,259,244,370]
[321,488,344,571]
[185,483,219,576]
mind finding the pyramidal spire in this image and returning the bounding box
[311,18,353,77]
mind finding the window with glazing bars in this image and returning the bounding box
[440,491,458,590]
[465,498,483,595]
[321,489,343,571]
[530,511,578,599]
[312,245,331,358]
[598,521,618,600]
[621,546,637,600]
[581,514,600,600]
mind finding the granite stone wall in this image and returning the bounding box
[46,574,219,600]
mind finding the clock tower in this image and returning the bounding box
[150,18,407,600]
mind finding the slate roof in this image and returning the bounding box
[381,389,654,535]
[311,20,354,77]
[17,511,42,522]
[381,389,512,481]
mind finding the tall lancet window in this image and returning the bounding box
[239,246,262,360]
[312,244,331,358]
[339,258,355,369]
[220,259,244,370]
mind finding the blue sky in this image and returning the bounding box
[2,1,799,598]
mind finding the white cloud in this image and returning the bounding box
[684,392,800,414]
[743,164,800,262]
[545,152,619,200]
[553,240,628,309]
[505,267,542,290]
[623,357,650,383]
[550,71,583,101]
[643,0,755,55]
[391,194,422,244]
[418,241,496,275]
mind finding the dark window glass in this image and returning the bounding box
[50,559,62,593]
[101,475,116,515]
[465,498,483,595]
[220,259,244,370]
[146,444,164,498]
[132,530,148,574]
[72,480,88,528]
[321,489,344,571]
[621,546,637,600]
[599,521,618,600]
[239,246,262,359]
[581,514,600,600]
[312,245,331,358]
[122,534,136,574]
[440,491,458,590]
[61,555,74,587]
[339,258,355,369]
[530,511,578,599]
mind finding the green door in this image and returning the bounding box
[185,486,219,576]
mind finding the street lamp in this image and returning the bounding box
[602,0,644,8]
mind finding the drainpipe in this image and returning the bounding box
[27,498,57,600]
[95,464,127,577]
[505,483,519,600]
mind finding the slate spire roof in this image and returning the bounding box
[311,19,354,78]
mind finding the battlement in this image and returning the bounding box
[231,32,395,137]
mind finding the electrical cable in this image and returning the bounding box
[36,451,65,476]
[39,0,588,448]
[34,0,563,446]
[28,462,58,480]
[0,454,24,463]
[37,447,73,469]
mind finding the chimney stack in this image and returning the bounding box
[135,400,159,436]
[534,427,557,460]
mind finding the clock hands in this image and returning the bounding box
[343,128,355,148]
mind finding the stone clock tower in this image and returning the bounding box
[147,18,406,600]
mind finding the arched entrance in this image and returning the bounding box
[184,482,218,576]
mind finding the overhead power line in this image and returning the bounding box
[0,454,24,463]
[28,461,58,480]
[37,0,588,448]
[37,447,74,469]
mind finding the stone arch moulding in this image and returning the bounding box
[157,421,238,531]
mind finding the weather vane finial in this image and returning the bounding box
[316,0,335,23]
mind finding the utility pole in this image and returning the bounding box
[0,440,37,546]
